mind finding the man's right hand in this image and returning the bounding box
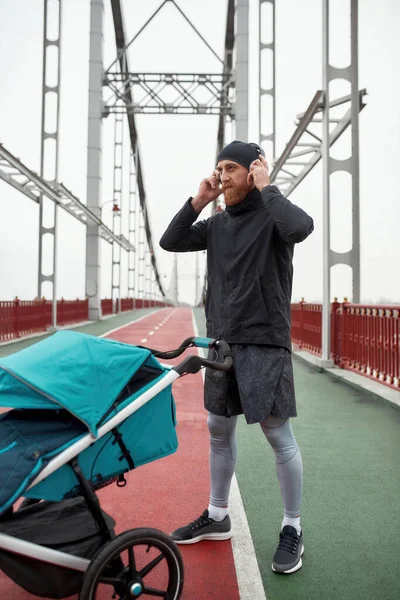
[191,170,222,213]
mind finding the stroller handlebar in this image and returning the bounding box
[142,337,233,376]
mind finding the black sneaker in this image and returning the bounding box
[170,509,232,545]
[272,525,304,574]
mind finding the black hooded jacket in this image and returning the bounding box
[159,185,314,351]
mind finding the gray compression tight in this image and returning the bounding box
[207,414,303,519]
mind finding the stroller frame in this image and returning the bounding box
[0,336,233,599]
[0,367,179,572]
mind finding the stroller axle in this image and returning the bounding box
[130,582,143,596]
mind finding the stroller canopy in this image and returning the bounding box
[0,331,161,437]
[0,331,178,515]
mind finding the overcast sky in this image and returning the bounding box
[0,0,399,305]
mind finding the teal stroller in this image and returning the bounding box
[0,331,232,600]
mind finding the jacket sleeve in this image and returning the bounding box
[261,185,314,244]
[159,198,209,252]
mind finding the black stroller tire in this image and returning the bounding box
[79,528,184,600]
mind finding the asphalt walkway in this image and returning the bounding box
[1,307,399,600]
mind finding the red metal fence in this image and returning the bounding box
[292,300,400,390]
[1,297,171,342]
[101,299,113,316]
[0,298,89,342]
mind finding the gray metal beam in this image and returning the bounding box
[270,91,324,180]
[0,143,134,252]
[110,0,166,298]
[259,0,276,159]
[106,0,223,74]
[104,73,234,116]
[270,89,366,196]
[235,0,249,141]
[217,0,235,155]
[128,148,137,304]
[350,0,361,304]
[320,0,361,361]
[201,0,234,297]
[38,0,62,327]
[321,0,331,362]
[85,0,104,319]
[111,107,124,307]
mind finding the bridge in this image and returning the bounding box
[0,1,399,599]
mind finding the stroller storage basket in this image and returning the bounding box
[0,497,115,599]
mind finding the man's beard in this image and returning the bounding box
[223,183,251,206]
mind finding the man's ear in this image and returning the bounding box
[247,171,254,186]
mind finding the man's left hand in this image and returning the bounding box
[248,155,270,191]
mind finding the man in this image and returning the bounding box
[159,140,314,574]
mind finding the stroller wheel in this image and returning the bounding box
[79,527,184,600]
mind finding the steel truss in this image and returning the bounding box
[0,143,134,252]
[110,0,168,301]
[270,89,367,197]
[104,73,234,116]
[270,0,363,363]
[108,0,236,308]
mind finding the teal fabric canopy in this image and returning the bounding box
[0,331,161,436]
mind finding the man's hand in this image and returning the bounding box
[248,155,270,191]
[191,170,222,213]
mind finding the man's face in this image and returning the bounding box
[216,160,254,206]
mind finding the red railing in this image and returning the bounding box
[0,297,171,342]
[58,298,89,326]
[101,299,114,316]
[291,300,400,390]
[108,298,171,313]
[0,298,89,342]
[291,302,322,355]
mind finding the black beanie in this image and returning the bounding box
[216,140,265,171]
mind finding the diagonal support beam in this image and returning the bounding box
[0,143,134,252]
[106,0,223,74]
[110,0,165,297]
[270,89,367,197]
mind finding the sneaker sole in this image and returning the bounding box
[171,531,233,545]
[272,544,304,574]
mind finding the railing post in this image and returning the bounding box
[45,297,50,329]
[331,297,339,363]
[299,298,305,350]
[339,297,350,368]
[59,297,64,326]
[14,296,20,338]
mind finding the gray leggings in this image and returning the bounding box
[207,413,303,518]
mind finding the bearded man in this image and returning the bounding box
[159,140,314,574]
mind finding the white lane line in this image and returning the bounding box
[140,338,148,343]
[229,478,267,600]
[99,307,171,338]
[155,326,159,330]
[191,310,267,600]
[148,331,155,336]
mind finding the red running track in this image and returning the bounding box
[0,307,240,600]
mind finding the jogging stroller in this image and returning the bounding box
[0,330,232,600]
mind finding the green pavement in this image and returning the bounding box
[0,308,156,359]
[193,307,400,600]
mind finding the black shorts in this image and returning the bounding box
[204,344,297,424]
